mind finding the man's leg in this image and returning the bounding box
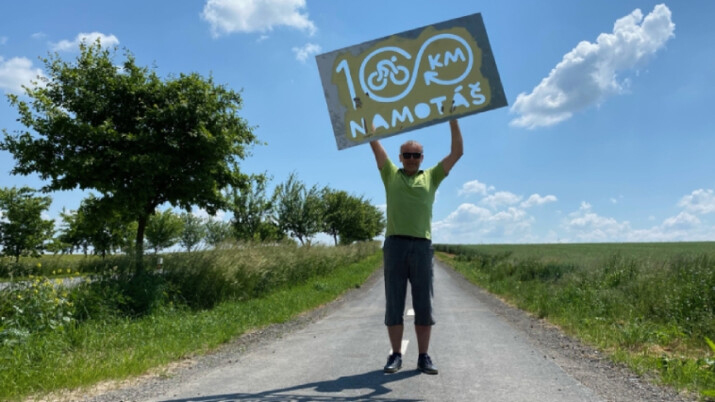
[388,324,404,354]
[415,324,431,354]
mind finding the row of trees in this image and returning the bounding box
[0,41,383,272]
[0,174,384,261]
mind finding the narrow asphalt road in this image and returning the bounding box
[141,259,602,402]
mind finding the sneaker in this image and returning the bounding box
[417,353,438,375]
[383,353,402,373]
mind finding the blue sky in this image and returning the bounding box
[1,0,714,245]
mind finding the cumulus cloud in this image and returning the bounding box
[292,42,321,62]
[432,203,533,243]
[678,189,715,215]
[202,0,317,38]
[0,56,44,94]
[563,202,633,242]
[458,179,493,196]
[481,191,522,209]
[51,32,119,52]
[562,194,715,243]
[521,194,558,208]
[510,4,675,129]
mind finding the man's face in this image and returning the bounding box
[399,143,424,175]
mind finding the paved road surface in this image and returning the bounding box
[144,259,601,402]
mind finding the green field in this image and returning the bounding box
[435,242,715,399]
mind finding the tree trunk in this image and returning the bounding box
[135,214,147,274]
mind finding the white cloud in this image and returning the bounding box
[0,56,44,94]
[458,179,494,196]
[510,4,674,129]
[51,32,120,52]
[521,193,557,208]
[563,202,633,242]
[678,189,715,215]
[292,42,321,62]
[433,203,533,243]
[481,191,522,209]
[31,32,46,40]
[202,0,316,38]
[561,195,715,243]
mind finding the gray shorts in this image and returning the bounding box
[383,235,435,326]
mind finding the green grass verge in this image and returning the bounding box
[435,243,715,399]
[0,251,382,401]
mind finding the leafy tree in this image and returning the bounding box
[228,175,275,242]
[205,218,233,248]
[338,198,385,244]
[145,208,183,254]
[179,213,205,253]
[273,173,323,246]
[0,187,54,262]
[322,188,384,245]
[1,41,259,272]
[56,207,90,255]
[75,195,132,258]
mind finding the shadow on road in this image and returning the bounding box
[158,369,422,401]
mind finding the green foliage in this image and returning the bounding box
[0,275,77,346]
[163,241,378,309]
[0,187,54,262]
[273,172,324,245]
[228,174,276,242]
[436,242,715,396]
[322,188,384,245]
[204,217,233,248]
[1,41,260,272]
[145,208,183,254]
[179,213,206,253]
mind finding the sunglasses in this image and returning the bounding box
[401,152,422,159]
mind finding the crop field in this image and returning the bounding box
[435,242,715,398]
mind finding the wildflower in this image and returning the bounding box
[52,270,56,275]
[17,294,22,300]
[37,263,42,268]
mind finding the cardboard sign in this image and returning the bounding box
[316,13,507,150]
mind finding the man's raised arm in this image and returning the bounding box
[441,119,463,175]
[370,140,388,170]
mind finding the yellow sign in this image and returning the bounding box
[316,13,507,150]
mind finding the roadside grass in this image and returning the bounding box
[435,242,715,399]
[0,242,382,401]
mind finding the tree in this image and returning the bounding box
[0,187,54,262]
[145,208,183,254]
[273,173,323,246]
[205,218,233,248]
[179,213,205,253]
[1,41,259,272]
[75,195,133,258]
[338,198,385,244]
[56,207,90,255]
[228,175,275,242]
[322,188,385,245]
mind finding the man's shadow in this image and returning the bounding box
[160,369,422,401]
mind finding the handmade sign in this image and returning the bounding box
[316,13,507,150]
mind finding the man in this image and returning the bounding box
[370,119,463,375]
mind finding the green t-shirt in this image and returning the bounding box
[380,159,447,239]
